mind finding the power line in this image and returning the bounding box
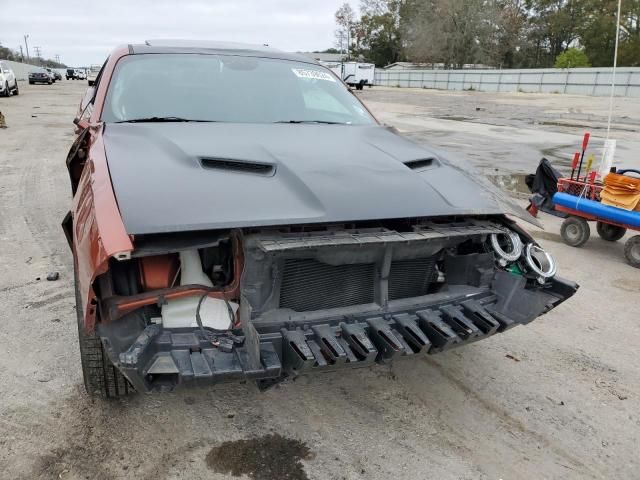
[34,46,42,58]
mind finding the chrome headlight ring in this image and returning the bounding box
[524,243,557,283]
[489,231,523,265]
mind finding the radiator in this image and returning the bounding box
[279,257,436,312]
[388,257,436,300]
[279,259,375,311]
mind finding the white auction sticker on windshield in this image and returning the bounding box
[291,68,336,82]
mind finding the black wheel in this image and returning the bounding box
[47,80,52,85]
[29,81,34,85]
[560,216,590,247]
[2,82,9,97]
[74,264,133,398]
[624,235,640,268]
[13,80,19,95]
[596,222,626,242]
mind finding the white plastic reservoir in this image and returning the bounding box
[161,250,238,330]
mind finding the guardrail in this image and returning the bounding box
[0,60,66,81]
[374,67,640,97]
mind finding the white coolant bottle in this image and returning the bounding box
[161,250,237,330]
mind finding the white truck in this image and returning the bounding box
[320,61,375,90]
[87,64,101,86]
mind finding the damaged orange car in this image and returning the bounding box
[64,41,577,398]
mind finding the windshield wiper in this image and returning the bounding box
[274,120,347,125]
[115,117,215,123]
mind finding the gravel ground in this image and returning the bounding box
[359,86,640,176]
[0,81,638,480]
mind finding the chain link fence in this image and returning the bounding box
[374,67,640,97]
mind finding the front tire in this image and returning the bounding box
[561,216,590,247]
[2,82,9,97]
[596,222,626,242]
[74,265,133,398]
[13,80,19,95]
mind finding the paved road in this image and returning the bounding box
[1,81,638,480]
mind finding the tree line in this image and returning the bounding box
[334,0,640,68]
[0,43,67,68]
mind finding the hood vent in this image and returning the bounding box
[200,157,275,175]
[404,158,435,170]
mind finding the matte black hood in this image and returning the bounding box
[103,123,537,235]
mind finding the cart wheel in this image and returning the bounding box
[624,235,640,268]
[560,216,590,247]
[596,222,627,242]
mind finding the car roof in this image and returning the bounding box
[128,39,316,65]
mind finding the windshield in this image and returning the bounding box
[101,54,375,125]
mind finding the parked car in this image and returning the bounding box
[65,40,577,399]
[43,68,57,82]
[87,64,101,86]
[46,68,62,81]
[75,69,87,80]
[66,68,78,80]
[0,61,19,96]
[28,69,52,85]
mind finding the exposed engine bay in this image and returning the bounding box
[92,216,576,392]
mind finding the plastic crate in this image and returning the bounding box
[557,177,602,201]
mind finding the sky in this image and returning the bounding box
[0,0,357,67]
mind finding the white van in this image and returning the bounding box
[342,62,375,90]
[318,61,375,90]
[0,61,19,97]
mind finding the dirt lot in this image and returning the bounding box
[1,82,639,480]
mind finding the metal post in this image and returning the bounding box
[563,69,569,94]
[604,0,623,142]
[23,34,30,62]
[539,72,544,93]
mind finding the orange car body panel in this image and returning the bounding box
[72,46,133,331]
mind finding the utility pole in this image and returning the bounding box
[34,46,42,65]
[337,31,346,79]
[346,24,350,62]
[55,54,60,64]
[23,34,30,62]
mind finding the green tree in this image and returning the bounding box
[346,0,406,66]
[554,47,592,66]
[0,43,19,61]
